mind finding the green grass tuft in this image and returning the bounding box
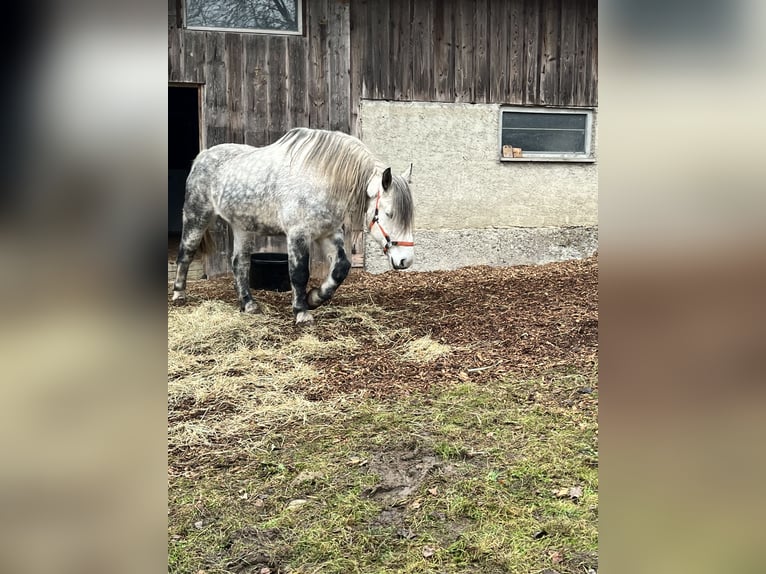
[169,372,597,573]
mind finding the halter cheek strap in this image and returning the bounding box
[369,188,415,255]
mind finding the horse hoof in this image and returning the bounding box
[307,288,325,310]
[171,291,186,305]
[295,311,314,326]
[243,301,259,314]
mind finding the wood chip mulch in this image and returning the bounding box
[175,256,598,400]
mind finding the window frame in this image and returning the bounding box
[183,0,304,36]
[499,106,596,163]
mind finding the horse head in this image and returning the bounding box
[367,164,415,270]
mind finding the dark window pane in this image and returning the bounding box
[502,128,586,153]
[502,111,587,130]
[186,0,300,32]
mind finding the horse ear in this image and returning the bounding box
[402,163,413,183]
[381,167,392,191]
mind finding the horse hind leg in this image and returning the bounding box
[172,205,214,305]
[307,231,351,310]
[231,229,258,314]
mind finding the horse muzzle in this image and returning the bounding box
[389,248,414,270]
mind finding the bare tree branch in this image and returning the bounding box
[270,0,296,29]
[185,0,297,31]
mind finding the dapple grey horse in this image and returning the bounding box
[172,127,415,324]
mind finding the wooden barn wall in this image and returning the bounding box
[168,0,596,276]
[351,0,598,107]
[168,0,358,276]
[169,0,598,146]
[168,0,352,147]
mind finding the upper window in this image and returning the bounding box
[500,107,594,162]
[185,0,302,35]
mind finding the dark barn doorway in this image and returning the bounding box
[168,85,200,239]
[168,85,202,280]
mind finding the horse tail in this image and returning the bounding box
[183,148,224,256]
[199,227,214,254]
[184,143,250,260]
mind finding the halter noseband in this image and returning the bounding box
[369,187,415,255]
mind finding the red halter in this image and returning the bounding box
[369,188,415,254]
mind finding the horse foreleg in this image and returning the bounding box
[287,232,313,325]
[307,232,351,310]
[231,230,258,313]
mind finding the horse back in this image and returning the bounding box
[185,144,256,198]
[190,144,255,175]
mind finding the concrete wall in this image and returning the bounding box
[359,100,598,273]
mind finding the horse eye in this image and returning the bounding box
[385,211,393,218]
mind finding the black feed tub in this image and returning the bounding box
[249,253,291,292]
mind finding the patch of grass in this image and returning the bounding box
[433,441,471,461]
[169,372,597,573]
[169,296,597,573]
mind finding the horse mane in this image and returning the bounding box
[275,128,381,228]
[389,174,415,234]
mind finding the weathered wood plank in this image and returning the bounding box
[268,36,288,143]
[539,0,560,106]
[412,0,433,101]
[508,0,524,104]
[243,35,258,146]
[309,241,331,280]
[389,0,413,101]
[328,0,350,131]
[287,36,309,129]
[203,217,232,278]
[474,0,490,103]
[349,0,365,133]
[365,0,378,98]
[455,0,474,102]
[168,27,180,82]
[181,31,204,84]
[522,0,540,104]
[355,0,371,100]
[172,0,183,28]
[308,0,329,128]
[572,0,588,106]
[559,1,576,106]
[489,0,510,103]
[432,0,454,101]
[225,33,244,143]
[587,0,598,106]
[194,32,208,83]
[244,34,270,146]
[204,32,228,146]
[370,0,390,99]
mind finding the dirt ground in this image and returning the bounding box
[186,256,598,399]
[169,256,598,573]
